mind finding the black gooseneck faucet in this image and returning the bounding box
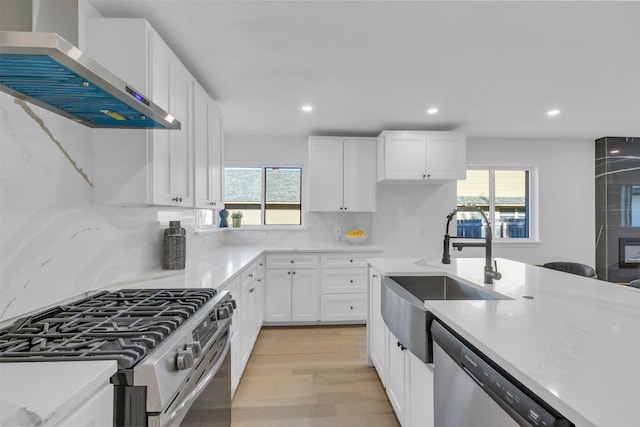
[442,204,502,284]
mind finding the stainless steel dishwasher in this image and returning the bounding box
[430,321,573,427]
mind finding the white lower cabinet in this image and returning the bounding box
[58,383,113,427]
[369,269,434,427]
[320,254,369,322]
[369,269,388,386]
[387,330,407,425]
[223,256,264,396]
[265,254,320,323]
[407,350,434,427]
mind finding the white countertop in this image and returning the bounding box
[0,361,117,426]
[368,257,640,427]
[96,245,384,293]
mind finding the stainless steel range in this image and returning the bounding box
[0,288,236,427]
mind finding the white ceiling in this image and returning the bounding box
[88,0,640,139]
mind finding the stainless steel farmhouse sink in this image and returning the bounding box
[381,275,510,363]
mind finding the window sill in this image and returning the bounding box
[493,239,543,247]
[223,225,308,232]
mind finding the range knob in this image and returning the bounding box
[217,306,231,320]
[176,349,194,370]
[185,343,202,359]
[223,301,236,315]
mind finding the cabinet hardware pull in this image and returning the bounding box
[350,306,354,310]
[172,197,183,202]
[292,271,296,275]
[349,280,353,283]
[288,272,291,275]
[372,274,378,278]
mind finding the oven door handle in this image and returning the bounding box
[162,329,231,427]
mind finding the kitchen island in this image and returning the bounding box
[368,257,640,427]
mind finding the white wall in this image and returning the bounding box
[467,138,595,266]
[0,93,217,321]
[223,135,596,267]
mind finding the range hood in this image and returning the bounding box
[0,31,180,129]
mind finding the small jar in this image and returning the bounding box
[162,220,186,270]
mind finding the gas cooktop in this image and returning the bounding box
[0,288,217,368]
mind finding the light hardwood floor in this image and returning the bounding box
[231,325,400,427]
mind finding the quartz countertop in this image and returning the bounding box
[97,245,384,292]
[368,257,640,427]
[0,361,117,426]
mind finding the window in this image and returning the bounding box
[457,168,533,239]
[224,167,302,226]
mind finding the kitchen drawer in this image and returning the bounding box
[267,253,319,269]
[241,257,264,292]
[221,276,241,298]
[321,293,367,322]
[321,253,369,268]
[321,267,368,294]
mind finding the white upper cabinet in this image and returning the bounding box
[193,81,224,209]
[308,137,377,212]
[87,18,221,208]
[377,131,466,182]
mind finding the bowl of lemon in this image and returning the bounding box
[345,229,368,245]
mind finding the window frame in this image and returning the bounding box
[459,166,539,244]
[223,163,305,230]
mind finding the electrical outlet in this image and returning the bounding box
[335,226,342,240]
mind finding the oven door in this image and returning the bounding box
[155,325,232,427]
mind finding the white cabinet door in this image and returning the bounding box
[425,133,466,180]
[379,133,426,180]
[193,82,224,209]
[254,275,265,332]
[58,383,113,427]
[161,61,192,206]
[308,138,344,211]
[387,330,406,425]
[308,137,377,212]
[239,288,251,369]
[407,351,435,427]
[291,269,319,321]
[265,269,293,322]
[343,139,377,211]
[209,106,224,207]
[369,270,388,387]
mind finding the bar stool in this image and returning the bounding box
[542,262,596,278]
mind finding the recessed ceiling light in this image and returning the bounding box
[547,109,560,116]
[302,105,313,112]
[610,149,620,154]
[427,108,439,114]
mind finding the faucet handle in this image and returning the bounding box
[493,260,502,280]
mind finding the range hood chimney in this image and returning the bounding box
[0,31,180,129]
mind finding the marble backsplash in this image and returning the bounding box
[0,93,219,321]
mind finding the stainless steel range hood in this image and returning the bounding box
[0,31,180,129]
